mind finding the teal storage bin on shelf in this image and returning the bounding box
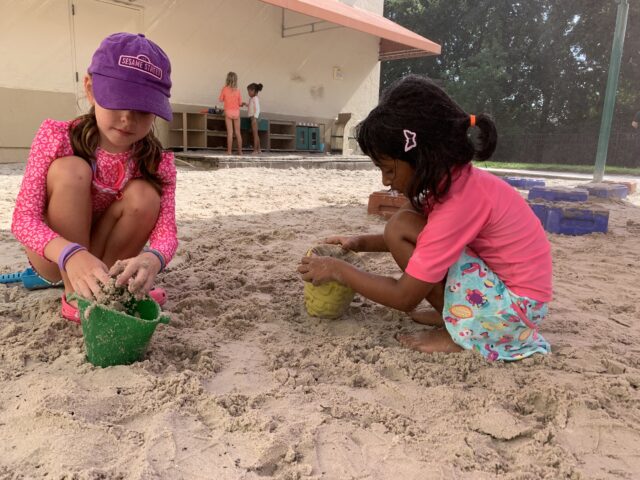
[296,125,310,150]
[240,117,268,131]
[308,127,320,150]
[296,126,320,151]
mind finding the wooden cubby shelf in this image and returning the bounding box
[168,111,322,153]
[268,120,296,151]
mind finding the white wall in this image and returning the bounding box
[0,0,384,159]
[0,0,74,92]
[141,0,381,121]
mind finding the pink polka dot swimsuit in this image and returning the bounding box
[11,119,178,264]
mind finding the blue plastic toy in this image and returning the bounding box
[527,202,609,235]
[528,187,589,202]
[583,183,628,200]
[545,207,609,235]
[503,177,546,190]
[528,203,548,226]
[0,268,60,290]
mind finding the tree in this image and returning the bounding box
[382,0,639,135]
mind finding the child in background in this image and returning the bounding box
[11,32,178,323]
[219,72,243,155]
[245,82,263,154]
[298,75,552,362]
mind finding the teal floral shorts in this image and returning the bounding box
[443,248,550,361]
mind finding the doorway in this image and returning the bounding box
[70,0,143,113]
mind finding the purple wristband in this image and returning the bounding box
[143,247,166,272]
[58,243,87,272]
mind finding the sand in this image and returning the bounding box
[0,162,639,479]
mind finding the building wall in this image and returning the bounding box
[0,0,383,162]
[0,0,76,162]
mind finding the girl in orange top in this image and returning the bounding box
[219,71,243,155]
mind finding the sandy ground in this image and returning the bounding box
[0,163,639,480]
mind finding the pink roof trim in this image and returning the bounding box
[260,0,441,57]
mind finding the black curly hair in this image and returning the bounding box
[356,75,497,211]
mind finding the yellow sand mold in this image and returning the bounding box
[303,244,364,319]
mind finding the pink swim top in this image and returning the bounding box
[11,119,178,264]
[219,86,242,117]
[405,165,552,302]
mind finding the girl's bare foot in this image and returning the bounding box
[409,309,444,327]
[396,328,463,354]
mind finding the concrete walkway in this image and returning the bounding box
[482,167,639,182]
[175,150,639,181]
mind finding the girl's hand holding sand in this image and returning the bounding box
[324,235,362,251]
[110,251,162,296]
[324,234,388,253]
[64,250,111,299]
[298,255,347,286]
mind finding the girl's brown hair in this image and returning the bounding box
[69,107,165,194]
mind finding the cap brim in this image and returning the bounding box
[91,73,172,122]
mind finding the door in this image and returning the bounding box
[309,127,320,150]
[71,0,143,113]
[296,126,309,150]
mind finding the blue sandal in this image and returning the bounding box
[0,268,63,290]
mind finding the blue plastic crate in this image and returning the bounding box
[504,177,546,189]
[545,207,609,235]
[528,202,548,225]
[528,187,589,202]
[583,182,628,199]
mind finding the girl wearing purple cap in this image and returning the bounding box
[11,32,177,323]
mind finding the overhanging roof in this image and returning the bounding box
[259,0,441,60]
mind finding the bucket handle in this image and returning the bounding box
[158,314,170,325]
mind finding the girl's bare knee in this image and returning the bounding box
[47,156,92,188]
[121,180,161,220]
[384,209,426,245]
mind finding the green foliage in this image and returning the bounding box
[478,161,640,176]
[382,0,640,135]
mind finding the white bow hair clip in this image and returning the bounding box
[403,129,417,152]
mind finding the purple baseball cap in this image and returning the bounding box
[88,32,172,121]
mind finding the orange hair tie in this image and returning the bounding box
[469,114,476,127]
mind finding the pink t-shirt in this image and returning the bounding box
[405,165,552,302]
[219,86,242,117]
[12,119,178,264]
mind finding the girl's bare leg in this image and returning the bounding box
[383,208,461,353]
[25,156,93,297]
[91,179,161,268]
[251,118,260,154]
[233,118,242,155]
[225,116,233,154]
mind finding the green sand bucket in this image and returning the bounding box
[75,296,169,367]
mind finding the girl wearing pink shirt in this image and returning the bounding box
[298,75,552,361]
[219,72,243,155]
[11,33,178,323]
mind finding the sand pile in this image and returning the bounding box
[0,164,639,479]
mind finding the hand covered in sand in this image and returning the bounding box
[65,251,111,300]
[298,255,346,286]
[110,252,161,297]
[324,235,362,252]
